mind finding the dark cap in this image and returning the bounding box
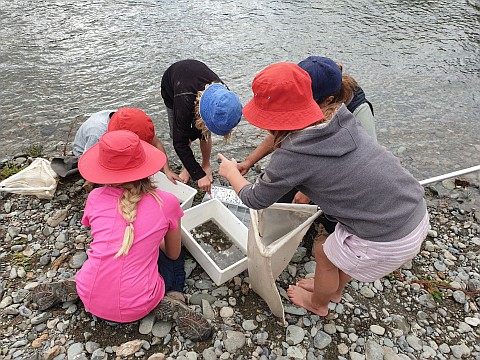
[298,56,342,101]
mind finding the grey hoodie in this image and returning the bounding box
[238,104,426,242]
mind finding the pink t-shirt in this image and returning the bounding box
[75,186,183,323]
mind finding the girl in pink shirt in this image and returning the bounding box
[31,130,211,341]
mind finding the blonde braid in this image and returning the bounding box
[113,178,161,258]
[114,186,142,258]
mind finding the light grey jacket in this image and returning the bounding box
[73,110,115,156]
[238,104,426,242]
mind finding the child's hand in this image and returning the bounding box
[197,175,212,194]
[163,168,183,184]
[218,153,239,179]
[293,191,310,204]
[237,160,252,176]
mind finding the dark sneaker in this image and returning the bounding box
[30,280,78,311]
[152,295,178,322]
[152,294,212,341]
[177,307,212,341]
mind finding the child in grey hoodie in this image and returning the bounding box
[218,62,429,317]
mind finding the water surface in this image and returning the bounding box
[1,0,479,181]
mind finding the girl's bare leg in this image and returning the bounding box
[288,241,339,316]
[296,231,328,292]
[297,270,351,303]
[200,138,213,182]
[332,270,351,302]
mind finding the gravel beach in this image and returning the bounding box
[1,154,479,360]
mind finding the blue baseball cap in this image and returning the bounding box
[199,83,242,136]
[298,56,342,101]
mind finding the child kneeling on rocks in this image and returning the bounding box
[218,62,430,317]
[31,130,212,341]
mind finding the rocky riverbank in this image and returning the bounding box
[0,155,479,360]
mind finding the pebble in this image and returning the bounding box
[286,325,304,345]
[152,321,173,338]
[201,299,215,320]
[139,314,155,335]
[465,317,480,327]
[189,293,216,305]
[242,319,258,331]
[219,306,234,318]
[359,287,375,298]
[370,325,385,335]
[313,331,332,349]
[452,290,467,304]
[223,331,246,353]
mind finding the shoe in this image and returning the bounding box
[30,280,78,311]
[152,294,212,341]
[177,307,212,341]
[152,295,178,322]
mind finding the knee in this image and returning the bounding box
[314,243,337,270]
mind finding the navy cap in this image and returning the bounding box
[298,56,342,101]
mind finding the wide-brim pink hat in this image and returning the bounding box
[242,62,325,131]
[79,130,166,184]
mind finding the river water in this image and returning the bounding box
[1,0,479,181]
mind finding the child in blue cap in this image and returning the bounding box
[161,60,242,194]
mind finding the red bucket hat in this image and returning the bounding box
[108,108,155,144]
[242,62,325,131]
[79,130,166,184]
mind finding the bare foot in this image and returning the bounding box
[179,168,190,183]
[297,278,314,292]
[287,285,328,316]
[297,279,343,303]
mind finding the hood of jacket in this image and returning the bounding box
[280,104,360,158]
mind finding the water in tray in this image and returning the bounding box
[191,220,245,270]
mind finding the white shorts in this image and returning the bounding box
[323,211,430,282]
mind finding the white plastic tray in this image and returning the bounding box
[203,185,251,227]
[181,198,248,285]
[152,171,197,210]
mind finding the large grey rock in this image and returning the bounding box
[223,331,246,353]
